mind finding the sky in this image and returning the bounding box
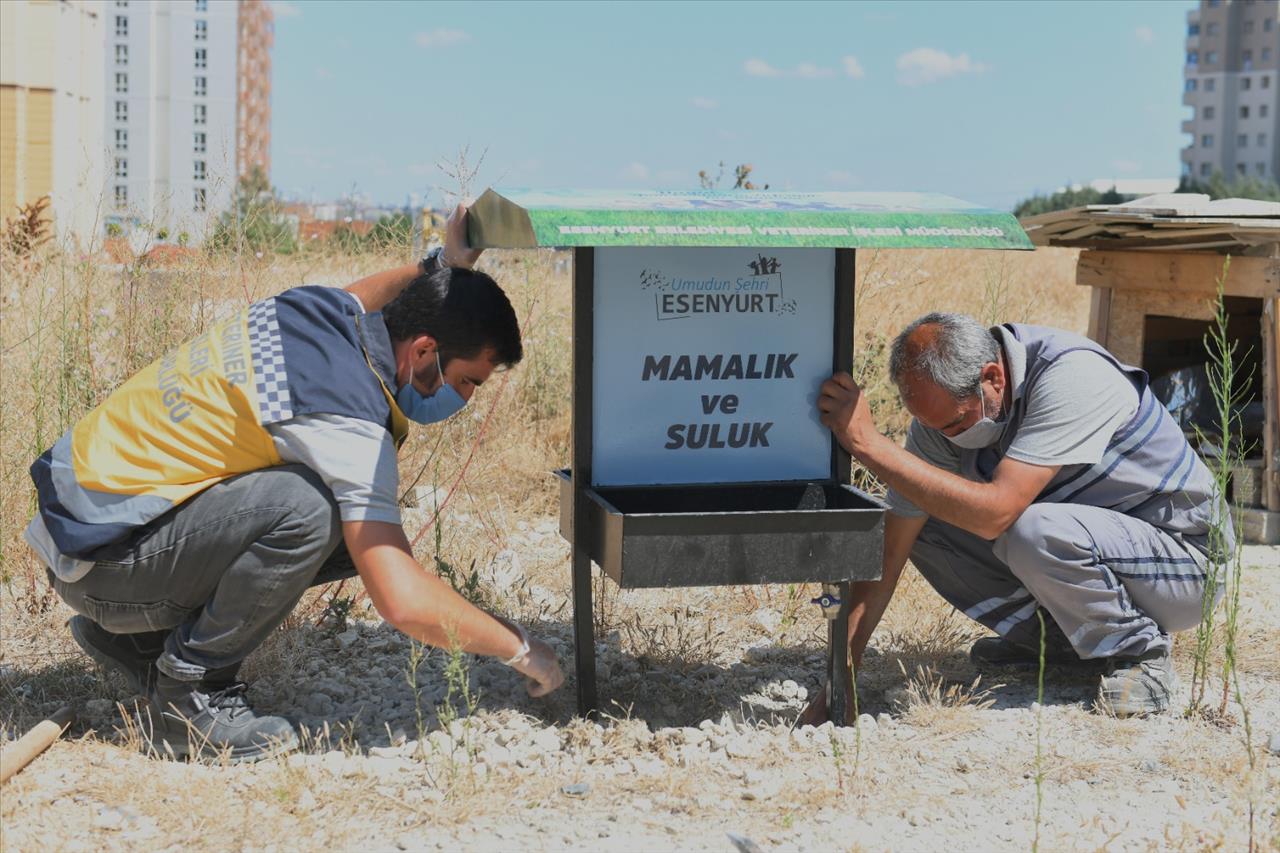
[268,0,1193,212]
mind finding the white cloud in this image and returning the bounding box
[271,1,302,19]
[414,28,470,48]
[744,58,782,78]
[1135,25,1155,44]
[896,47,989,86]
[1111,159,1142,173]
[691,96,718,110]
[621,162,650,181]
[841,56,866,79]
[744,58,837,79]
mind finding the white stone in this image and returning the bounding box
[678,726,706,745]
[532,729,560,753]
[297,789,318,812]
[482,745,513,766]
[753,608,782,634]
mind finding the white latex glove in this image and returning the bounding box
[495,616,564,697]
[511,635,566,698]
[441,202,483,269]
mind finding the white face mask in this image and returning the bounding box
[944,379,1006,449]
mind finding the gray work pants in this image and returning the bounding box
[910,503,1221,659]
[50,465,358,682]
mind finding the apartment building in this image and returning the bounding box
[105,0,271,238]
[0,0,105,240]
[1182,0,1280,181]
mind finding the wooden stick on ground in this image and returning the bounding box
[0,705,76,784]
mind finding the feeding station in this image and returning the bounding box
[1022,195,1280,544]
[467,188,1033,721]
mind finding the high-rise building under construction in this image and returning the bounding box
[1182,0,1280,182]
[105,0,272,238]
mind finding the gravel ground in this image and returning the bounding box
[2,527,1276,851]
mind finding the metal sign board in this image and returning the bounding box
[591,247,835,486]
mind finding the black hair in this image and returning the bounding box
[382,267,522,369]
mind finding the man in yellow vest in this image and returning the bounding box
[25,207,564,762]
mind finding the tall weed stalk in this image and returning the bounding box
[1185,257,1257,850]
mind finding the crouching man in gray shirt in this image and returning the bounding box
[803,312,1231,722]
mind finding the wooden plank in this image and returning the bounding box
[1087,286,1112,347]
[1125,239,1254,252]
[1265,296,1280,512]
[1058,223,1110,241]
[1075,250,1280,298]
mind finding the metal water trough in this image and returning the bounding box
[554,471,885,588]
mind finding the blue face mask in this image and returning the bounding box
[396,351,467,424]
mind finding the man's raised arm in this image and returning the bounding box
[346,203,484,312]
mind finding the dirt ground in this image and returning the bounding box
[2,523,1276,851]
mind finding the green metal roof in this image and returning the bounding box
[467,188,1032,250]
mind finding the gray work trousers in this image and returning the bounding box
[910,503,1221,659]
[50,465,358,682]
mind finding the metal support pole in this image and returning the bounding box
[828,583,852,724]
[571,247,598,718]
[829,248,857,726]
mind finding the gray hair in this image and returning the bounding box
[888,312,998,399]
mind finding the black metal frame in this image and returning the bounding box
[569,246,862,722]
[827,247,856,724]
[571,247,599,716]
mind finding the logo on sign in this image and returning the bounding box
[641,256,798,321]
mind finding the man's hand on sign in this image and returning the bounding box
[442,202,483,269]
[817,372,880,458]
